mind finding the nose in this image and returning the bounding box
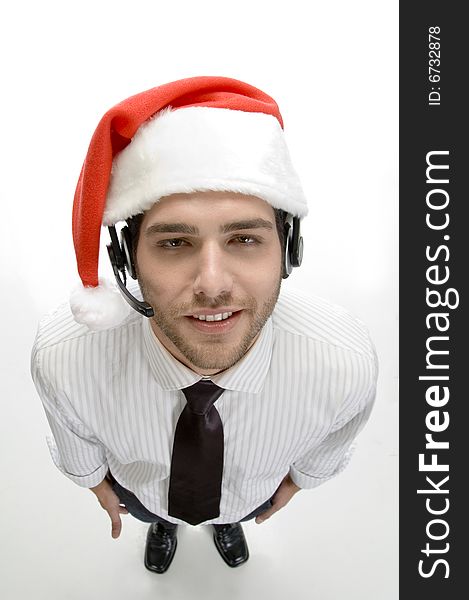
[192,241,233,299]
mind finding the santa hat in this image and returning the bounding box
[70,75,308,330]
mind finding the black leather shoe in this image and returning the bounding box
[144,522,178,574]
[212,523,249,567]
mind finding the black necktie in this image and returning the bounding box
[168,379,225,525]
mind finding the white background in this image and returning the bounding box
[0,1,398,599]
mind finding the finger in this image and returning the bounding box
[109,512,122,539]
[119,506,129,514]
[255,507,277,524]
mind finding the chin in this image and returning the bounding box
[180,348,244,372]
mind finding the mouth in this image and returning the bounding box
[183,309,243,333]
[191,310,233,321]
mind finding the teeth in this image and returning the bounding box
[192,311,233,321]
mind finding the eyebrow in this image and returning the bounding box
[145,222,198,236]
[144,218,274,237]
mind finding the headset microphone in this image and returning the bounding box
[107,226,154,318]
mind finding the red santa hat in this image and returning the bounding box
[70,75,308,330]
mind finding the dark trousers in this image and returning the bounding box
[107,472,273,530]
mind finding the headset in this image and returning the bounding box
[282,212,304,277]
[107,211,303,318]
[107,225,155,317]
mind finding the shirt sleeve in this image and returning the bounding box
[289,353,378,490]
[31,348,108,488]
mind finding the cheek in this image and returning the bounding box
[139,269,186,302]
[241,256,282,295]
[136,249,181,298]
[258,271,282,296]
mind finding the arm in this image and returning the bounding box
[31,350,129,537]
[289,392,376,490]
[257,371,377,524]
[31,353,108,487]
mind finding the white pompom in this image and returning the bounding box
[70,278,131,331]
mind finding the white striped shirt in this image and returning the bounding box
[31,287,378,525]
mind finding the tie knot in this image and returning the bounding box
[181,379,225,415]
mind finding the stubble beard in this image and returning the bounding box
[138,278,282,371]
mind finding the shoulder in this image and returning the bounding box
[31,298,142,381]
[272,287,377,365]
[33,301,141,351]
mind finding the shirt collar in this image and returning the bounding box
[142,316,273,393]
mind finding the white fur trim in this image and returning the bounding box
[70,278,130,331]
[104,106,308,225]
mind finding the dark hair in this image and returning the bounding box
[127,207,287,258]
[126,212,144,257]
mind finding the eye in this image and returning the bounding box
[233,235,260,245]
[158,238,188,248]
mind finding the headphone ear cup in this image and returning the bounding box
[290,217,303,268]
[283,220,293,279]
[108,225,125,272]
[282,215,303,278]
[120,226,137,280]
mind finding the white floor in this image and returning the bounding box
[1,321,397,600]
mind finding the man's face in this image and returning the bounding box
[135,191,283,375]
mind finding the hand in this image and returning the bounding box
[89,478,129,539]
[255,473,301,524]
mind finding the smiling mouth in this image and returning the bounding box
[184,310,243,332]
[191,311,233,321]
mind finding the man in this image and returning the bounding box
[31,76,378,574]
